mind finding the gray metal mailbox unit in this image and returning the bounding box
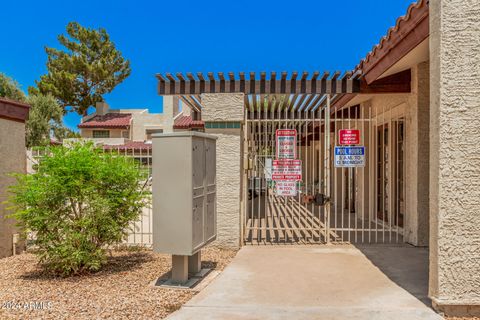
[152,132,217,284]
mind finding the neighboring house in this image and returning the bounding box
[0,97,29,258]
[77,102,165,146]
[76,101,204,148]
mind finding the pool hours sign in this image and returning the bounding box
[334,146,365,167]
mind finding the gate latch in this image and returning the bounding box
[314,193,330,206]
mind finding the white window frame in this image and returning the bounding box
[92,130,110,138]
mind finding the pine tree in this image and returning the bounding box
[37,22,131,115]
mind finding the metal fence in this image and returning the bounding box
[28,145,153,248]
[243,94,406,245]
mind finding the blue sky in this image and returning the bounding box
[0,0,412,131]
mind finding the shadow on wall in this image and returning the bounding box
[355,245,431,307]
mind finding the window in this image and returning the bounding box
[204,121,241,129]
[92,130,110,138]
[122,130,130,139]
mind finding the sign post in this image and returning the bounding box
[325,95,331,244]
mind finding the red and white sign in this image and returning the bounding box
[276,129,297,159]
[275,181,297,196]
[272,159,302,181]
[339,129,360,145]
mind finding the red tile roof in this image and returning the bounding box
[332,0,428,110]
[78,113,132,129]
[103,141,152,150]
[355,0,429,82]
[50,139,62,145]
[173,115,204,129]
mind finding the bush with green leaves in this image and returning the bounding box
[7,142,148,275]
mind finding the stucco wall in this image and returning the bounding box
[162,96,180,133]
[0,118,26,258]
[205,129,242,248]
[131,112,165,141]
[429,0,480,314]
[201,93,244,248]
[201,93,244,122]
[402,62,430,247]
[414,62,430,247]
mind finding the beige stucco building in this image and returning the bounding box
[77,101,175,146]
[155,0,480,315]
[0,97,29,258]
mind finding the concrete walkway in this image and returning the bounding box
[168,245,443,320]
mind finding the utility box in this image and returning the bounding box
[152,132,217,256]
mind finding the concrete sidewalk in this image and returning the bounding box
[168,245,443,320]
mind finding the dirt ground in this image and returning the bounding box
[0,247,237,320]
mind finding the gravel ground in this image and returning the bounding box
[0,247,237,320]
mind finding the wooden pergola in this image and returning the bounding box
[156,70,411,115]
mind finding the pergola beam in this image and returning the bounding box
[157,71,361,95]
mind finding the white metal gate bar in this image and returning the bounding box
[108,146,153,247]
[243,93,406,244]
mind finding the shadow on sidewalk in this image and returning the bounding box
[355,244,431,307]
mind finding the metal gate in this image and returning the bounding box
[243,94,406,244]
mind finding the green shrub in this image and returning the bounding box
[7,142,148,275]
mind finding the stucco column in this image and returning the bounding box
[162,96,180,133]
[429,0,480,315]
[0,118,27,258]
[405,62,430,246]
[201,93,244,248]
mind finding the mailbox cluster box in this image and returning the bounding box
[152,132,217,256]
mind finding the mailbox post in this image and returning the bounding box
[152,132,217,285]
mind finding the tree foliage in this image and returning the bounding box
[0,72,26,102]
[7,142,148,275]
[25,94,64,147]
[0,72,78,147]
[37,22,131,115]
[55,127,81,140]
[25,93,81,147]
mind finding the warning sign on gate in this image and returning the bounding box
[339,129,360,145]
[276,129,297,159]
[275,181,297,196]
[334,146,365,167]
[272,159,302,181]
